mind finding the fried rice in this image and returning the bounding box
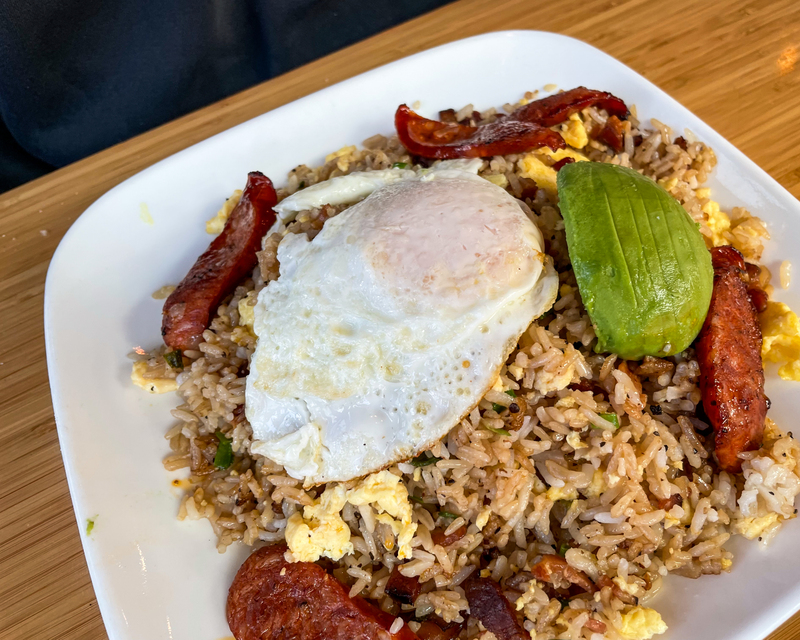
[135,93,800,640]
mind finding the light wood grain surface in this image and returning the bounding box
[1,0,799,638]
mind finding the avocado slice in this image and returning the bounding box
[557,162,712,360]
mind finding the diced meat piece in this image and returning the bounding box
[431,526,467,548]
[673,136,688,150]
[518,176,538,200]
[162,172,277,350]
[585,618,607,633]
[696,246,768,473]
[744,262,769,313]
[656,493,682,511]
[385,565,421,605]
[531,554,596,594]
[634,356,674,377]
[513,87,629,127]
[595,115,626,152]
[552,157,575,171]
[597,575,637,605]
[227,545,418,640]
[395,104,565,159]
[463,576,527,640]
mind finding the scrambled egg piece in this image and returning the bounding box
[560,114,588,149]
[325,145,358,172]
[732,512,780,540]
[519,154,558,196]
[701,198,731,247]
[285,485,354,562]
[546,485,578,501]
[582,469,606,498]
[617,606,668,639]
[346,470,417,559]
[721,557,733,571]
[237,291,258,330]
[761,301,800,381]
[507,363,524,380]
[518,148,589,198]
[285,470,417,562]
[205,189,242,235]
[536,146,589,163]
[484,173,509,189]
[130,361,177,394]
[565,431,585,451]
[476,506,492,529]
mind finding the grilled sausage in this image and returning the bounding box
[227,545,417,640]
[696,246,768,472]
[162,171,277,350]
[463,576,527,640]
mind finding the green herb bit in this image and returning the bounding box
[214,430,234,469]
[558,541,570,557]
[86,518,96,535]
[439,510,459,520]
[485,424,511,437]
[392,162,409,169]
[163,349,184,370]
[409,494,426,505]
[594,412,620,430]
[505,389,517,397]
[491,402,506,414]
[410,453,440,467]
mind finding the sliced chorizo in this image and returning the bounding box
[696,246,768,472]
[227,545,417,640]
[463,576,527,640]
[162,171,277,350]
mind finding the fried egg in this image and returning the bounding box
[246,168,558,483]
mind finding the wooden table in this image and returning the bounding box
[1,0,799,638]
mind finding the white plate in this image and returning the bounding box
[45,30,800,640]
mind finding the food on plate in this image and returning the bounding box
[395,87,627,159]
[162,171,277,351]
[462,576,528,640]
[246,166,558,484]
[696,246,769,472]
[131,86,800,640]
[227,544,416,640]
[557,162,713,359]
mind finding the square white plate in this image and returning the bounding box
[45,30,800,640]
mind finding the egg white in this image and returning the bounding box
[246,168,557,484]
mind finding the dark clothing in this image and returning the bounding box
[0,0,452,193]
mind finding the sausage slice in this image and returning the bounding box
[463,576,527,640]
[696,246,768,472]
[162,171,277,350]
[227,545,417,640]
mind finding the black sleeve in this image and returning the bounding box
[0,0,453,192]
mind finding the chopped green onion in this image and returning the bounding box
[491,402,506,414]
[409,494,426,505]
[392,162,409,169]
[558,541,570,557]
[485,424,511,437]
[596,412,620,430]
[163,349,183,370]
[86,518,95,535]
[505,389,517,397]
[410,453,440,467]
[214,431,234,469]
[439,510,459,520]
